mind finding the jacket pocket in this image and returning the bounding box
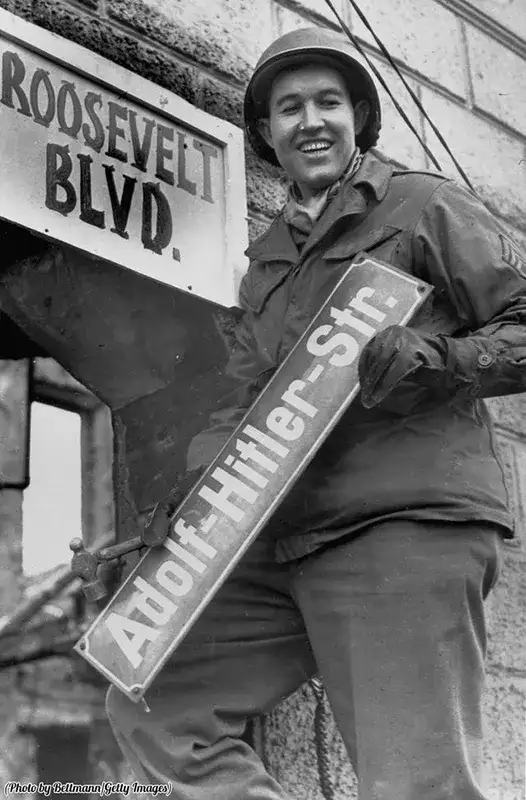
[323,224,402,262]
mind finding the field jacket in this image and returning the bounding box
[188,152,526,562]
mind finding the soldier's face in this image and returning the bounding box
[259,65,366,200]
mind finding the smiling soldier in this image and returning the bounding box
[106,27,526,800]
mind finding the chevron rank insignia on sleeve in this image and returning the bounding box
[500,234,526,275]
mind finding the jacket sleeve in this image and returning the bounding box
[412,180,526,399]
[186,266,276,470]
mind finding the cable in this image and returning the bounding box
[323,0,477,194]
[320,0,442,170]
[342,0,476,192]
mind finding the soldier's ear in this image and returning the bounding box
[258,118,274,150]
[354,100,369,136]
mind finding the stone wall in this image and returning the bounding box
[0,0,524,797]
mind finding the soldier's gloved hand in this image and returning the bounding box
[358,325,496,410]
[142,465,206,546]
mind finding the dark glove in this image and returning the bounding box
[358,326,496,410]
[142,465,206,546]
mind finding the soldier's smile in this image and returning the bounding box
[298,140,334,155]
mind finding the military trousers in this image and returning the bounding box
[106,519,501,800]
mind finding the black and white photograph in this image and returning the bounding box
[0,1,524,798]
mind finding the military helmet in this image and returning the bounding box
[244,27,382,166]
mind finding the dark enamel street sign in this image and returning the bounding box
[75,257,432,702]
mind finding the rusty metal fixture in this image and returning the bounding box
[69,536,145,602]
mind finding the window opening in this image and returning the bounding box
[22,402,81,577]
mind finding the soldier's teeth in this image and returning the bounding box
[301,142,331,152]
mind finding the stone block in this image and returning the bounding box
[493,432,526,543]
[32,0,199,103]
[370,54,427,169]
[468,1,526,42]
[274,0,347,30]
[486,546,526,672]
[265,682,357,799]
[482,672,526,799]
[107,0,275,83]
[0,0,33,18]
[349,0,466,98]
[489,397,526,440]
[245,143,286,218]
[420,88,526,230]
[273,2,311,37]
[467,25,526,138]
[198,76,244,128]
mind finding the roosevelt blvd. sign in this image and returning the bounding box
[75,257,432,702]
[0,9,247,307]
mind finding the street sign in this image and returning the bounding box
[0,10,247,307]
[75,257,432,701]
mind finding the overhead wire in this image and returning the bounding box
[310,7,479,797]
[320,0,442,170]
[323,0,478,194]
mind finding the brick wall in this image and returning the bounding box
[0,0,524,797]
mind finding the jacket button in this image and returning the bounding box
[478,353,493,368]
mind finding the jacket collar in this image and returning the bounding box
[245,152,394,264]
[353,151,393,202]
